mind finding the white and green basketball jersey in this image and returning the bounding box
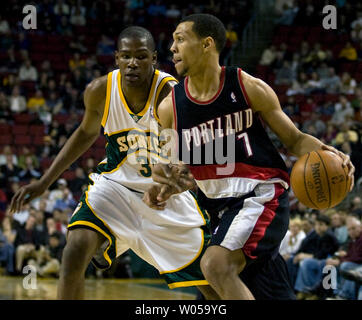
[96,69,177,192]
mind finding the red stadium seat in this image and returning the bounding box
[0,124,11,134]
[53,114,71,124]
[0,135,12,145]
[40,158,53,171]
[13,113,34,124]
[33,135,45,146]
[14,135,31,146]
[12,125,28,135]
[29,124,46,136]
[61,170,76,181]
[94,136,106,148]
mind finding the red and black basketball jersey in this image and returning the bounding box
[172,66,290,203]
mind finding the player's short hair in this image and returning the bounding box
[117,26,155,51]
[180,14,226,53]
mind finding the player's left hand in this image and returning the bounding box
[152,163,196,193]
[321,145,355,191]
[143,184,174,210]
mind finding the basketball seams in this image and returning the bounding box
[303,152,319,209]
[315,150,331,209]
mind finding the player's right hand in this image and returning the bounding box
[152,163,195,193]
[9,180,47,214]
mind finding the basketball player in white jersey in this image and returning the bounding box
[9,27,214,299]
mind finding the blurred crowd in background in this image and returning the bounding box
[0,0,361,300]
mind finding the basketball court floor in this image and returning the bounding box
[0,276,197,300]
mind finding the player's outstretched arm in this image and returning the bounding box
[9,76,107,214]
[242,71,355,190]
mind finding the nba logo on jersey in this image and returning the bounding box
[230,92,237,103]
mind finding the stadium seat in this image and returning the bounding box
[14,135,32,146]
[0,135,12,145]
[12,125,28,135]
[13,113,34,124]
[0,124,11,134]
[61,170,76,181]
[29,125,46,136]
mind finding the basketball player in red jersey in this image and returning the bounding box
[144,14,355,300]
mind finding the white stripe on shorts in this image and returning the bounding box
[220,184,276,251]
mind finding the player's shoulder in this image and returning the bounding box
[85,74,108,96]
[238,69,278,110]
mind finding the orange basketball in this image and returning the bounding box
[290,150,351,210]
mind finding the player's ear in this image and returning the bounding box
[114,50,120,66]
[152,51,157,65]
[203,37,214,51]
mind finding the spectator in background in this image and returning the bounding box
[286,71,309,96]
[9,86,27,113]
[19,59,38,82]
[68,52,85,72]
[83,157,95,175]
[0,15,10,34]
[53,0,70,16]
[70,5,86,26]
[293,215,339,299]
[301,112,326,138]
[27,90,46,113]
[56,15,73,36]
[53,186,77,212]
[0,145,17,167]
[340,72,357,94]
[305,72,324,94]
[14,215,46,273]
[331,95,354,126]
[165,4,181,19]
[259,45,277,66]
[316,62,330,80]
[330,211,349,246]
[37,136,58,160]
[338,41,358,61]
[69,35,88,54]
[30,231,65,277]
[53,209,68,236]
[147,0,166,16]
[1,47,19,74]
[0,154,21,187]
[18,147,39,171]
[321,67,341,94]
[18,158,42,182]
[0,216,16,274]
[334,122,359,146]
[45,92,63,115]
[275,61,295,85]
[223,23,238,65]
[280,217,306,261]
[97,34,115,55]
[39,60,54,79]
[0,90,11,122]
[286,215,338,289]
[326,217,362,300]
[69,167,87,197]
[322,123,337,144]
[350,196,362,219]
[351,88,362,110]
[47,179,74,213]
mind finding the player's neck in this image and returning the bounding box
[122,76,153,114]
[187,60,222,102]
